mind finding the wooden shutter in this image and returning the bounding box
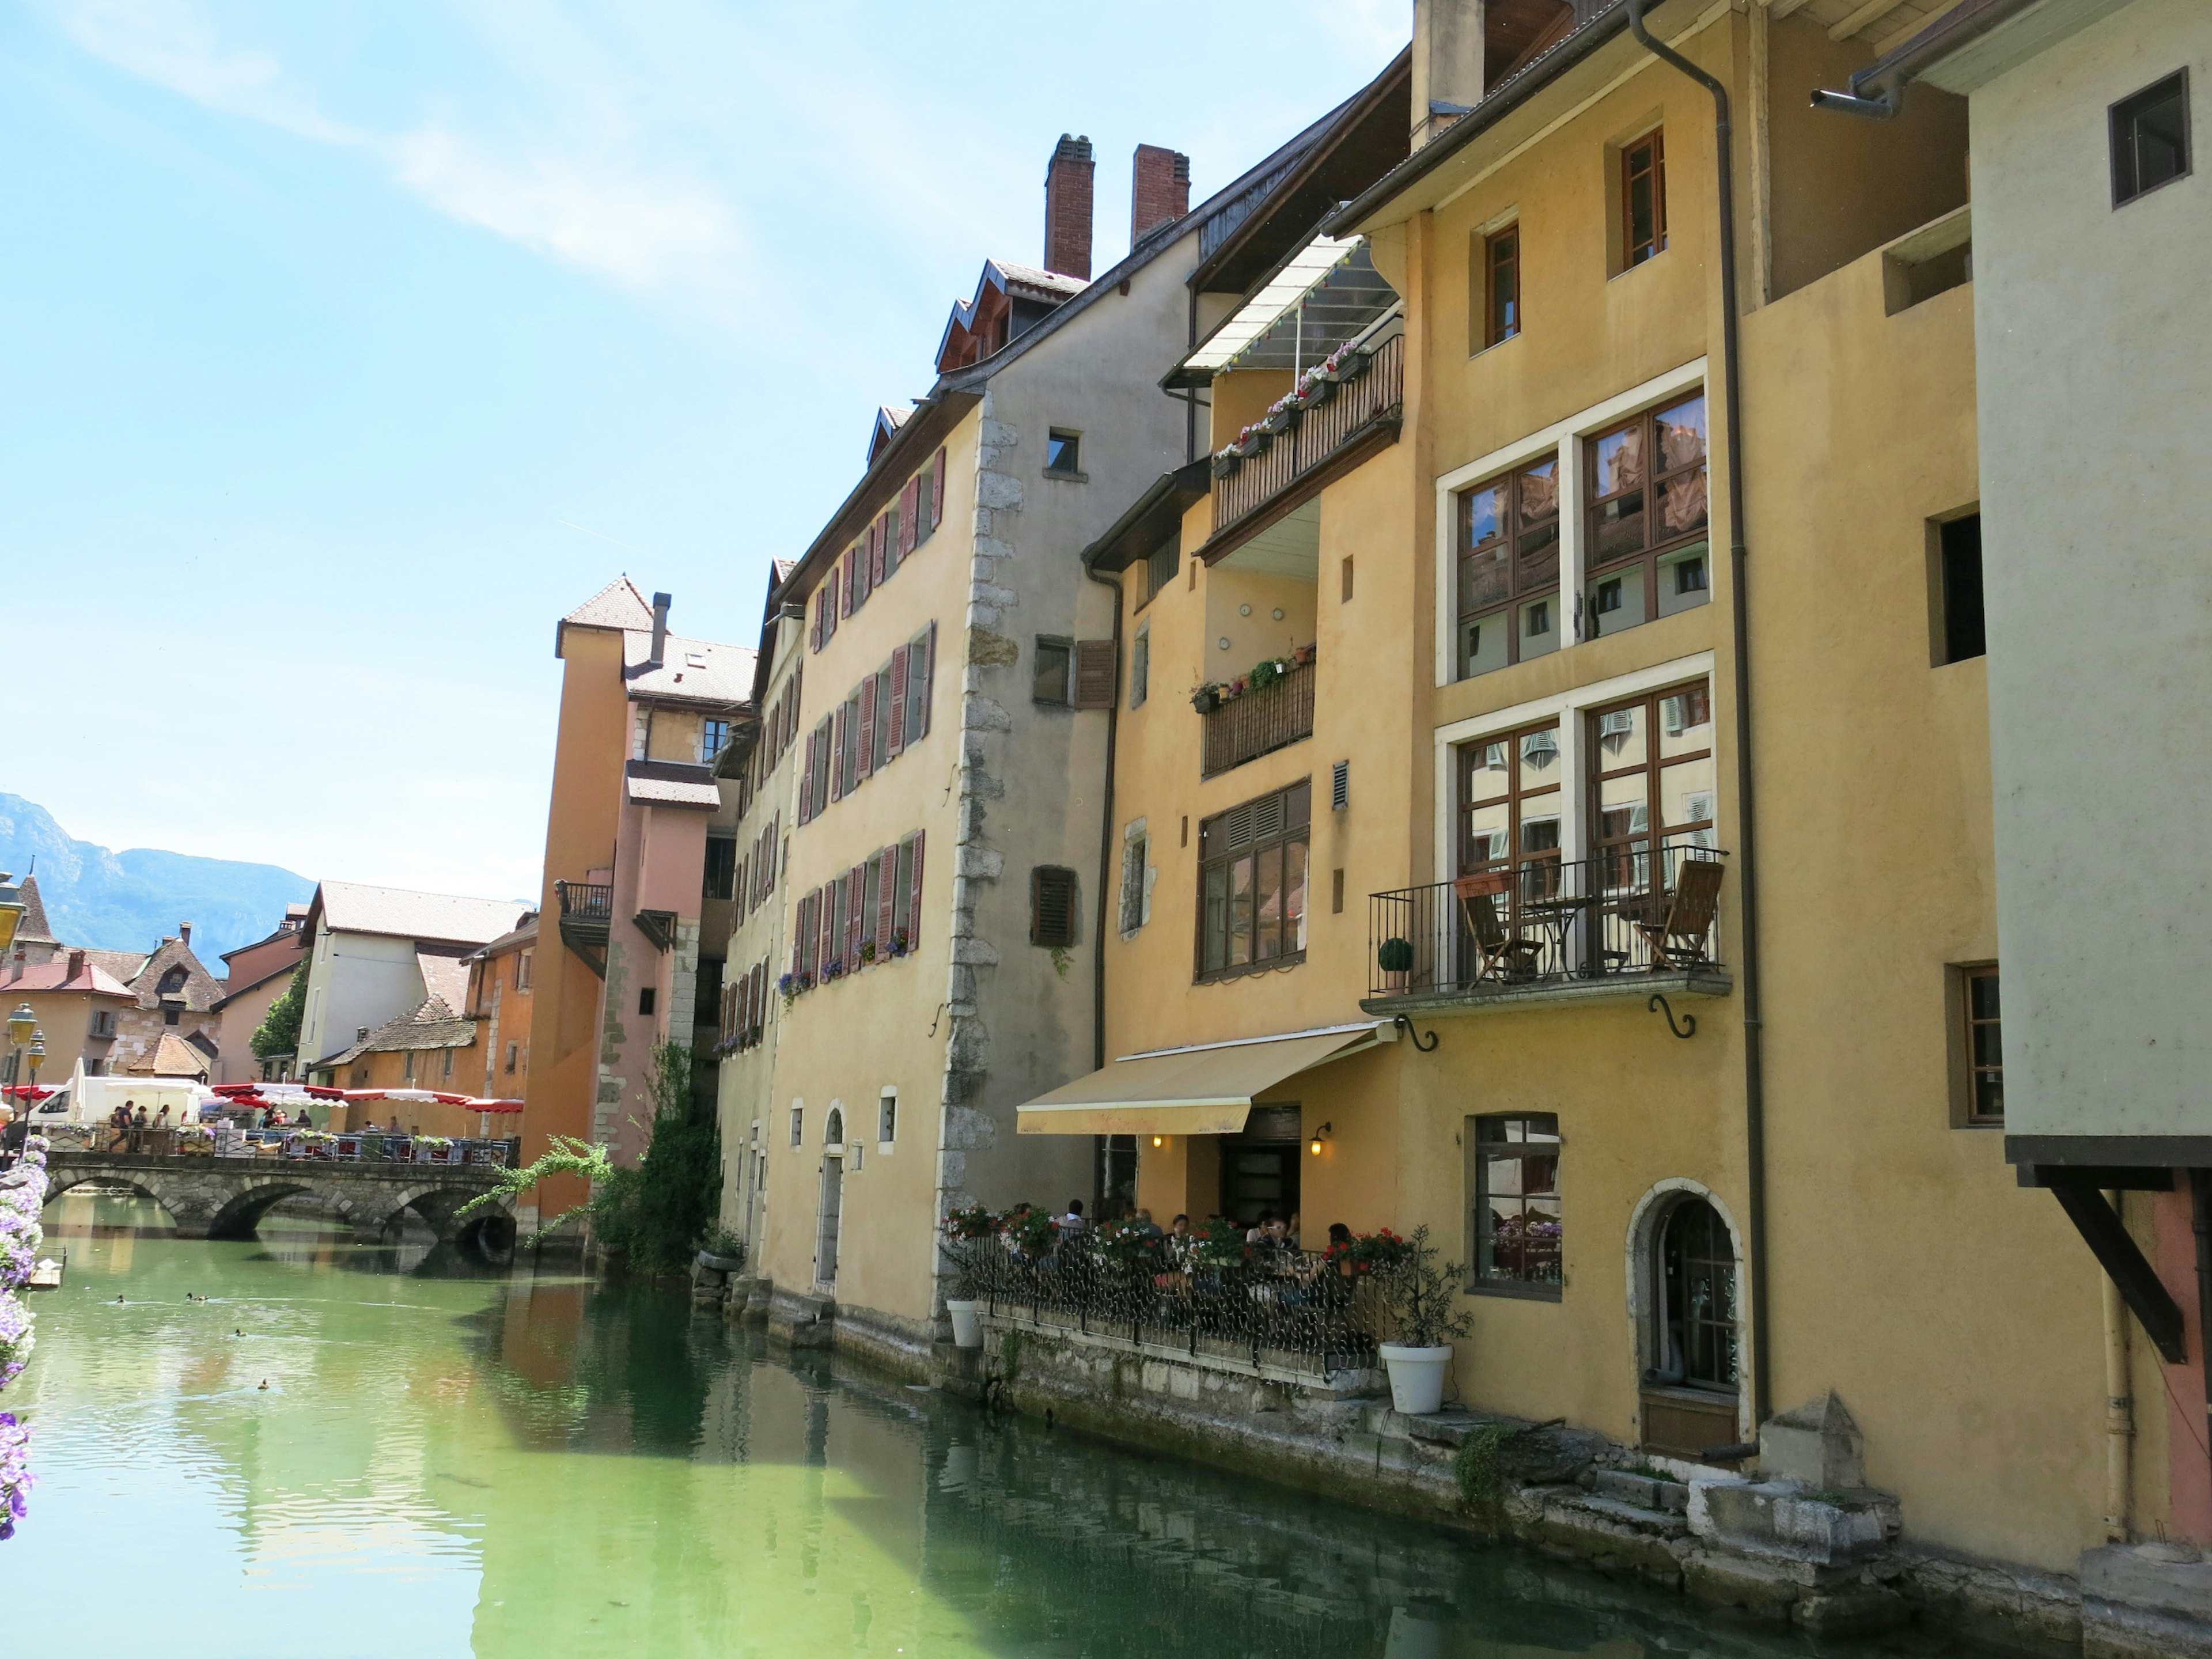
[906,830,925,948]
[886,644,910,757]
[840,551,855,618]
[910,623,935,739]
[1073,639,1117,710]
[899,479,920,556]
[830,704,847,802]
[798,730,816,823]
[819,887,837,975]
[871,516,889,588]
[875,848,897,955]
[845,866,866,965]
[811,592,824,652]
[1031,866,1078,946]
[858,675,878,779]
[931,446,947,531]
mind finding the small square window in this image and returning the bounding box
[639,986,657,1016]
[1033,637,1074,704]
[1937,513,1986,664]
[1046,429,1082,476]
[2112,71,2190,206]
[790,1106,804,1147]
[1032,865,1080,948]
[879,1092,897,1145]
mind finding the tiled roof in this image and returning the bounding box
[991,259,1090,301]
[82,948,149,983]
[130,935,225,1013]
[623,631,755,707]
[415,951,469,1017]
[313,881,531,946]
[323,998,479,1065]
[628,774,723,808]
[132,1031,214,1079]
[2,958,135,997]
[562,576,656,632]
[468,916,539,960]
[13,875,56,945]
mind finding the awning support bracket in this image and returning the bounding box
[1391,1014,1439,1052]
[2046,1178,2188,1365]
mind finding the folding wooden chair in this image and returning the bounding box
[1634,858,1724,968]
[1453,871,1544,982]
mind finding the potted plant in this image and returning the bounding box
[1188,1213,1250,1270]
[1375,1225,1474,1415]
[1210,449,1242,479]
[1377,937,1415,990]
[1191,685,1221,715]
[696,1225,747,1275]
[940,1204,999,1347]
[1292,641,1317,667]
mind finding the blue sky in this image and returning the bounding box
[1,0,1400,900]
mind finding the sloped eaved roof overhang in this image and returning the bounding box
[1016,1021,1394,1136]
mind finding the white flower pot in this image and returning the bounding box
[1379,1343,1452,1415]
[947,1298,983,1349]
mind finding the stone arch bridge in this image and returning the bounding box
[42,1150,514,1245]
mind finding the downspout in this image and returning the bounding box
[1623,0,1772,1426]
[2192,1171,2212,1498]
[2103,1188,2135,1542]
[1083,555,1125,1075]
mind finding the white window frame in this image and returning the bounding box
[878,1086,897,1150]
[1431,650,1715,885]
[1433,357,1709,688]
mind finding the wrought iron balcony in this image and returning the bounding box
[1364,843,1730,1012]
[1210,332,1403,540]
[1199,657,1315,778]
[554,880,612,977]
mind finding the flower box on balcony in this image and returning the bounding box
[1210,450,1242,479]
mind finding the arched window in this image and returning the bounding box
[824,1106,844,1146]
[1654,1197,1736,1391]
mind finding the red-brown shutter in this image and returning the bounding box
[1074,639,1118,710]
[906,830,925,948]
[798,730,816,823]
[899,479,921,556]
[886,644,910,757]
[858,675,878,779]
[875,848,897,952]
[819,887,838,975]
[830,704,847,802]
[931,446,947,531]
[839,551,854,619]
[844,866,865,965]
[871,516,889,588]
[919,623,937,736]
[810,592,823,652]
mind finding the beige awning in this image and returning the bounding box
[1016,1021,1393,1136]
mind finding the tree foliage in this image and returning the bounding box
[248,969,306,1061]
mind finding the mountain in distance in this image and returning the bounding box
[0,794,315,965]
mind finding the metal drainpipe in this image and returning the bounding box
[1083,556,1125,1077]
[2103,1188,2135,1542]
[2192,1171,2212,1484]
[1623,0,1772,1426]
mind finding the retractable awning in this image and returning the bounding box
[1016,1021,1393,1136]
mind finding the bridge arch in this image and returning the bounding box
[42,1167,196,1232]
[40,1153,514,1245]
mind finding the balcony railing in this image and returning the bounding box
[1211,332,1403,536]
[1200,658,1315,778]
[554,880,612,976]
[1367,842,1728,1003]
[954,1233,1381,1380]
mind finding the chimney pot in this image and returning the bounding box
[1044,134,1095,281]
[67,949,84,979]
[180,922,192,947]
[649,593,671,668]
[1130,145,1192,244]
[358,1027,371,1041]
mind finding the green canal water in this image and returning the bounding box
[9,1194,1979,1659]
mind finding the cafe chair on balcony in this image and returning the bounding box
[1453,872,1544,983]
[1632,858,1724,969]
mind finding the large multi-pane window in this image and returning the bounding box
[1468,1113,1562,1296]
[1198,781,1310,980]
[1456,458,1560,677]
[1585,393,1709,639]
[1587,682,1714,893]
[1457,721,1562,881]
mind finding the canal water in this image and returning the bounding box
[9,1194,1978,1659]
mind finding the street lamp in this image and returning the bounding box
[3,1002,32,1103]
[26,1031,45,1099]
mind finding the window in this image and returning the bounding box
[2112,71,2190,206]
[1331,868,1344,914]
[840,691,862,796]
[872,664,895,771]
[1935,513,1986,665]
[1332,759,1349,811]
[164,1009,180,1027]
[442,1048,454,1081]
[1033,637,1074,704]
[704,837,737,901]
[1119,830,1149,935]
[1480,224,1520,348]
[1198,781,1311,980]
[790,1105,804,1147]
[1340,556,1355,603]
[1585,393,1709,638]
[516,949,533,992]
[1961,965,2003,1124]
[1130,626,1150,709]
[1468,1114,1562,1296]
[825,1105,844,1145]
[1032,865,1080,948]
[1458,721,1562,882]
[1046,429,1082,476]
[404,1050,416,1081]
[878,1091,897,1145]
[1622,130,1666,267]
[1146,538,1179,603]
[1588,683,1715,899]
[505,1041,519,1074]
[1457,456,1560,677]
[1654,1198,1736,1392]
[639,986,657,1016]
[701,718,732,763]
[90,1011,113,1036]
[158,967,188,994]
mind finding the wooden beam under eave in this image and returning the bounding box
[2047,1182,2189,1365]
[1829,0,1915,40]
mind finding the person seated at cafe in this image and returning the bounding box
[1059,1198,1089,1236]
[1132,1207,1164,1240]
[1245,1210,1278,1247]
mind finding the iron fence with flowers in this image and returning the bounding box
[1210,331,1404,534]
[950,1217,1386,1380]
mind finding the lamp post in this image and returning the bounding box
[3,1002,32,1107]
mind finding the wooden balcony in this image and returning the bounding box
[1200,659,1315,779]
[1210,332,1403,543]
[555,879,612,977]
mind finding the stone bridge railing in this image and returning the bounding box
[40,1151,514,1244]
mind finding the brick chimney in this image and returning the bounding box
[1044,134,1094,280]
[66,949,84,980]
[1412,0,1485,148]
[1131,145,1191,244]
[179,922,192,948]
[649,593,671,668]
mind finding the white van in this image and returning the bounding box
[31,1074,213,1130]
